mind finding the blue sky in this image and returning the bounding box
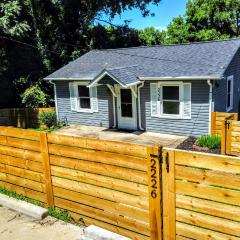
[97,0,187,30]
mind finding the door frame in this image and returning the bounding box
[115,85,138,130]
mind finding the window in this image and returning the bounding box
[226,76,233,111]
[69,82,98,113]
[78,86,91,109]
[150,82,191,119]
[162,86,180,115]
[120,89,133,117]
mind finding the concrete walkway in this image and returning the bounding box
[0,206,84,240]
[55,125,186,148]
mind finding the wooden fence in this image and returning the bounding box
[211,111,238,137]
[1,126,240,239]
[0,108,55,128]
[161,148,240,240]
[0,126,161,240]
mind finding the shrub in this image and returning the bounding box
[21,85,47,108]
[196,134,221,149]
[38,111,57,129]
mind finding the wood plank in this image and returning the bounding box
[0,154,43,173]
[0,145,42,163]
[49,143,147,172]
[51,165,147,196]
[176,222,239,240]
[175,165,240,191]
[0,181,46,203]
[226,121,233,155]
[53,186,149,223]
[176,236,193,240]
[176,195,240,222]
[0,172,45,193]
[0,136,40,152]
[63,210,149,240]
[50,155,147,185]
[54,197,150,236]
[176,180,240,206]
[175,150,240,174]
[221,120,226,155]
[0,126,40,141]
[176,208,240,237]
[40,132,54,208]
[211,112,217,135]
[0,163,44,183]
[162,149,176,240]
[52,176,148,210]
[48,133,148,158]
[147,146,162,240]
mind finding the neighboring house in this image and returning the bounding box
[45,38,240,137]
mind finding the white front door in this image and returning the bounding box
[115,85,137,130]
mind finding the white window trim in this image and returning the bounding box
[159,82,184,119]
[74,81,94,113]
[226,75,234,112]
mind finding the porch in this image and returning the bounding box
[54,125,187,147]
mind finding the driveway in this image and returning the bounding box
[0,206,84,240]
[55,125,187,148]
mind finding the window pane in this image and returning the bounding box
[121,89,132,103]
[163,101,180,115]
[228,80,231,94]
[80,98,91,109]
[121,103,133,117]
[163,86,179,100]
[227,93,231,108]
[78,86,90,97]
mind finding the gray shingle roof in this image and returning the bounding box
[45,38,240,85]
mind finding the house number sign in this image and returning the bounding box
[150,158,158,198]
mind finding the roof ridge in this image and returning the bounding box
[93,37,240,51]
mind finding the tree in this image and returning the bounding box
[138,27,166,45]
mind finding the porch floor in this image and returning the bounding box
[54,125,187,148]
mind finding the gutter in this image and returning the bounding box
[138,82,145,131]
[49,80,59,122]
[138,76,223,81]
[207,80,213,134]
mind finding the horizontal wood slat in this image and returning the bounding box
[0,135,40,152]
[176,222,239,240]
[50,155,147,185]
[53,186,149,223]
[51,165,148,196]
[0,126,40,140]
[48,143,147,172]
[54,197,150,236]
[48,133,147,158]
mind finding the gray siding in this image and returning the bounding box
[213,48,240,113]
[140,81,210,137]
[55,81,114,128]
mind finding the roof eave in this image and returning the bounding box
[138,76,223,81]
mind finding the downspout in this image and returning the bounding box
[207,80,213,134]
[50,80,59,122]
[138,81,145,131]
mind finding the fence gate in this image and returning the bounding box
[160,148,240,240]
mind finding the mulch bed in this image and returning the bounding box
[176,136,221,155]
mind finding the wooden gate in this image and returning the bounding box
[160,148,240,240]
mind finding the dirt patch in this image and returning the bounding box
[177,136,221,154]
[0,206,84,240]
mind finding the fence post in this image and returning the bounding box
[162,149,176,240]
[211,112,216,135]
[40,132,54,208]
[147,146,162,240]
[226,120,233,155]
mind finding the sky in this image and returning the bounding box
[97,0,187,30]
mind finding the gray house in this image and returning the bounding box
[45,38,240,137]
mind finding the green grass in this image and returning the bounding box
[48,208,75,223]
[28,126,62,132]
[0,187,43,207]
[196,134,221,149]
